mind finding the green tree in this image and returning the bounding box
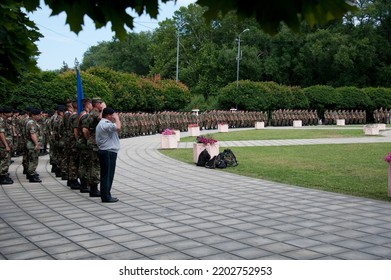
[0,0,357,88]
[8,71,64,110]
[335,86,371,110]
[82,32,153,75]
[0,0,41,92]
[86,66,138,111]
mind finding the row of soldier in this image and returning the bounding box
[0,107,47,184]
[323,110,367,125]
[118,110,268,138]
[270,109,319,126]
[47,98,104,196]
[1,105,389,186]
[0,98,105,199]
[373,108,390,124]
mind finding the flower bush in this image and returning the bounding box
[196,135,218,145]
[188,123,198,127]
[384,152,391,163]
[162,128,175,135]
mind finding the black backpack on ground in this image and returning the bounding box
[197,149,211,166]
[205,153,227,169]
[222,149,238,167]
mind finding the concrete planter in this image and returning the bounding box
[293,120,302,128]
[363,125,379,135]
[255,121,265,129]
[188,126,200,137]
[161,135,178,149]
[173,130,181,141]
[336,119,345,126]
[376,123,386,131]
[193,143,219,163]
[218,124,229,133]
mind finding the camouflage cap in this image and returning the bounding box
[30,108,41,115]
[81,98,92,106]
[56,105,66,112]
[2,107,13,113]
[92,97,103,105]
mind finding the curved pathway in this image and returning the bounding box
[1,127,391,260]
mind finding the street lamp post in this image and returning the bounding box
[236,28,249,89]
[176,23,189,82]
[176,29,180,82]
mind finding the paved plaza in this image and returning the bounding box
[1,127,391,260]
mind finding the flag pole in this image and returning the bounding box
[75,58,84,114]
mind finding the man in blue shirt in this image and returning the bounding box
[96,107,121,203]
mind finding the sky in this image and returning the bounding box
[28,0,196,71]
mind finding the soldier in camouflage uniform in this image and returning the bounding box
[59,101,74,181]
[25,108,43,183]
[37,111,48,155]
[46,109,56,173]
[10,109,19,157]
[20,108,31,174]
[67,100,82,190]
[81,97,105,197]
[76,98,93,193]
[0,107,14,184]
[52,105,66,178]
[14,110,26,157]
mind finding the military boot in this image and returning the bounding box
[5,175,13,184]
[0,175,13,185]
[29,174,42,183]
[27,172,39,180]
[89,183,101,197]
[79,179,90,193]
[61,172,68,181]
[55,169,62,177]
[69,179,81,190]
[50,164,56,173]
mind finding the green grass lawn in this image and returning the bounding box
[179,128,371,142]
[160,129,391,202]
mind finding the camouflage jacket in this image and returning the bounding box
[25,118,42,149]
[0,116,12,148]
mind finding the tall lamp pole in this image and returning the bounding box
[176,29,180,82]
[236,28,249,89]
[176,23,189,82]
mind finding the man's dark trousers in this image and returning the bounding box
[98,150,117,201]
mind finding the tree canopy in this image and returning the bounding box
[1,0,356,87]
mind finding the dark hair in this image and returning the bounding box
[102,107,115,118]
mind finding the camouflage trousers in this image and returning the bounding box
[0,148,11,176]
[60,144,71,175]
[78,148,89,182]
[88,150,100,185]
[78,148,100,185]
[22,146,28,171]
[56,145,70,173]
[68,147,79,180]
[48,140,54,165]
[26,148,39,176]
[51,142,61,168]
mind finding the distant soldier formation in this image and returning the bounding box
[373,108,390,124]
[270,109,319,126]
[323,110,367,125]
[117,110,268,137]
[0,104,389,187]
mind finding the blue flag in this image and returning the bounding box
[76,67,84,114]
